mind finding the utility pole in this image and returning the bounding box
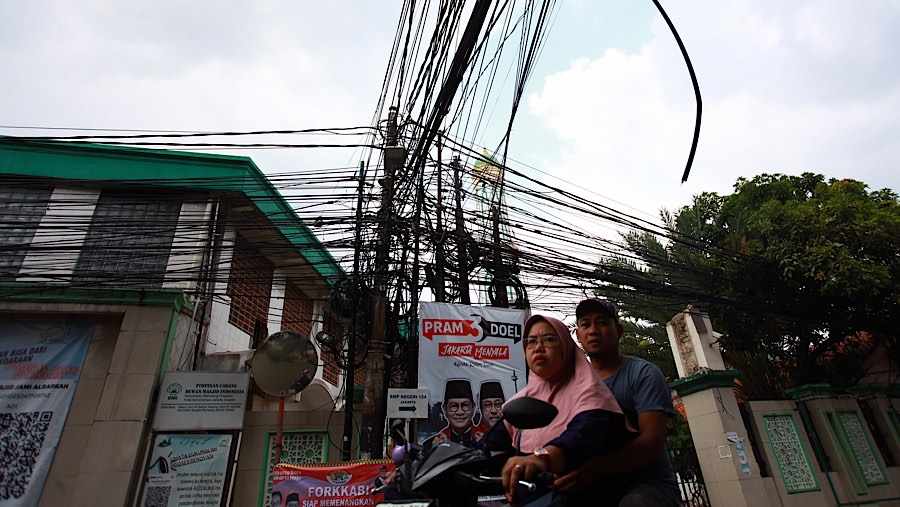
[433,132,445,303]
[491,204,508,307]
[453,156,470,304]
[362,107,405,459]
[340,160,367,461]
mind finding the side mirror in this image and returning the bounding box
[390,418,407,445]
[502,397,557,429]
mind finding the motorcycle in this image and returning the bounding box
[375,396,563,507]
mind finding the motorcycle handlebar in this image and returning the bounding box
[466,470,558,491]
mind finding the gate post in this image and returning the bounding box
[667,308,774,506]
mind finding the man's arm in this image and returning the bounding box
[554,410,669,491]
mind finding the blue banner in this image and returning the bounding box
[0,318,94,507]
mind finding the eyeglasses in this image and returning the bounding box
[481,400,504,411]
[524,335,560,349]
[446,401,473,413]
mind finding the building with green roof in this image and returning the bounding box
[0,139,355,506]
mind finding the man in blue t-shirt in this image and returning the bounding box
[555,298,681,506]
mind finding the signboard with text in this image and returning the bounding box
[416,302,526,445]
[140,433,233,507]
[386,388,429,419]
[271,462,387,507]
[153,371,250,431]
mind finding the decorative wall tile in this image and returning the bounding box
[837,411,886,485]
[261,431,327,505]
[762,414,819,493]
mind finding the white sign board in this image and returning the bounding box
[153,371,250,431]
[386,388,429,419]
[140,433,233,507]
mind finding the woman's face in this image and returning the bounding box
[524,320,565,380]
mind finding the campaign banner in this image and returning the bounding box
[0,318,94,507]
[416,302,526,445]
[140,433,234,507]
[271,462,389,507]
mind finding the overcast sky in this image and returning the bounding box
[3,0,898,222]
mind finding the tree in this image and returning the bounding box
[597,173,899,399]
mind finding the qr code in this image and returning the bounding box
[0,411,53,500]
[144,485,172,507]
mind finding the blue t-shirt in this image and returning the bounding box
[604,355,680,500]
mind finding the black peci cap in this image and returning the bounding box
[444,379,474,400]
[479,380,505,400]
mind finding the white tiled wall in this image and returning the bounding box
[163,200,212,289]
[17,187,100,282]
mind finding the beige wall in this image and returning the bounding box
[5,301,376,507]
[745,400,832,507]
[801,397,900,504]
[745,398,900,507]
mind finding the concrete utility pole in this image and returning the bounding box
[340,160,367,461]
[433,132,445,303]
[453,156,470,304]
[362,107,405,459]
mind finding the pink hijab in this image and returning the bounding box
[505,314,628,453]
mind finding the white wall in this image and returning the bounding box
[17,187,100,282]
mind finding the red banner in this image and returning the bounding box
[272,462,390,507]
[437,342,510,360]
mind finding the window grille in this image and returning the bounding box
[73,190,181,287]
[260,430,328,506]
[0,186,51,280]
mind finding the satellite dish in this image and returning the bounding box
[250,331,319,397]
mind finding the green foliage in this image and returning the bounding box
[666,414,695,450]
[619,320,678,381]
[597,173,899,399]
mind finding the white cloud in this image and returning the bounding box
[526,0,900,218]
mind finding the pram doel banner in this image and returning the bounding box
[272,462,387,506]
[416,302,526,445]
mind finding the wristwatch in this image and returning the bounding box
[532,447,551,466]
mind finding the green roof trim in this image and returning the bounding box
[784,383,832,402]
[668,369,741,396]
[0,139,343,285]
[0,283,192,310]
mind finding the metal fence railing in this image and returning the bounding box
[669,446,711,506]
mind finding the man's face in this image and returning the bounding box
[443,397,474,431]
[576,311,623,359]
[286,502,299,507]
[272,494,282,507]
[480,397,504,427]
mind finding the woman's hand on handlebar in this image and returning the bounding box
[501,454,546,503]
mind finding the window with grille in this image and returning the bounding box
[260,430,328,506]
[226,237,275,336]
[281,282,313,337]
[73,190,181,287]
[0,186,52,281]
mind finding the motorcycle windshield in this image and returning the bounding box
[410,442,487,489]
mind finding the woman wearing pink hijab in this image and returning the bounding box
[483,314,632,504]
